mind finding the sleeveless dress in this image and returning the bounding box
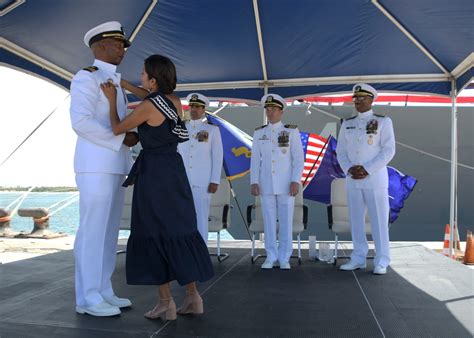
[124,92,214,285]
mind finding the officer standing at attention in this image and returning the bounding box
[178,93,223,244]
[336,83,396,275]
[250,94,304,270]
[70,21,139,316]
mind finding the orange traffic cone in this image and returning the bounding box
[442,224,455,258]
[463,230,474,265]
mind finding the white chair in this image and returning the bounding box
[117,185,134,254]
[120,148,140,232]
[246,189,308,265]
[208,178,232,262]
[120,186,133,231]
[327,178,372,264]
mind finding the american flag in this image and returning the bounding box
[299,132,328,187]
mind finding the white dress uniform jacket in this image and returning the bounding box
[250,121,304,194]
[70,59,132,308]
[178,119,223,187]
[336,109,396,268]
[250,121,304,264]
[70,59,132,174]
[336,110,395,188]
[178,119,223,244]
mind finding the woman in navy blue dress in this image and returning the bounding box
[101,55,214,320]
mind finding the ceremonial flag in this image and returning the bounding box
[299,132,329,187]
[206,113,253,180]
[387,167,418,223]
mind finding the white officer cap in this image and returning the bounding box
[187,93,210,108]
[261,93,287,110]
[352,83,378,100]
[84,21,131,48]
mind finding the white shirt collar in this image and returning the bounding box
[93,59,118,74]
[189,118,205,127]
[358,109,374,120]
[269,120,283,129]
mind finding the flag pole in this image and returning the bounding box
[227,178,252,239]
[302,135,331,190]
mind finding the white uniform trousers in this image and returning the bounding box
[74,173,125,307]
[346,187,390,268]
[261,194,295,263]
[191,185,211,245]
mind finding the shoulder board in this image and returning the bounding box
[345,115,357,121]
[284,124,297,129]
[255,124,267,130]
[374,113,385,118]
[82,66,98,72]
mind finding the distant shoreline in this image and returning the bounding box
[0,187,77,192]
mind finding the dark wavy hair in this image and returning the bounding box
[144,54,177,95]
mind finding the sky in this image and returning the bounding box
[0,66,75,187]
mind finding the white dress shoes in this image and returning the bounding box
[339,261,366,271]
[76,301,121,317]
[103,295,132,308]
[279,261,291,270]
[261,258,276,269]
[373,265,387,275]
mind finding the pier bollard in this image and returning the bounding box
[16,208,66,239]
[0,208,17,237]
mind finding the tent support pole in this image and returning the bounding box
[263,85,268,124]
[252,0,269,125]
[449,80,457,258]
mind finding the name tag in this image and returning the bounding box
[346,126,356,129]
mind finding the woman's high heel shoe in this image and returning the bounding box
[144,297,177,320]
[177,292,204,315]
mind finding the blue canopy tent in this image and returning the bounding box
[1,0,473,254]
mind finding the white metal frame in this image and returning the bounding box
[0,1,470,254]
[210,230,229,263]
[249,230,304,265]
[0,0,25,17]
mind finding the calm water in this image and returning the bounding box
[0,192,233,240]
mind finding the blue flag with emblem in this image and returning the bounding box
[387,166,418,223]
[206,113,253,180]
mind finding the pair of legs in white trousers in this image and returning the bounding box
[74,173,125,307]
[261,194,295,264]
[346,187,390,268]
[190,185,211,245]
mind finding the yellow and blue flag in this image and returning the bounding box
[206,113,253,180]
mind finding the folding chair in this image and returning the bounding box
[120,185,133,231]
[247,189,308,265]
[117,185,133,254]
[327,178,372,265]
[208,178,232,262]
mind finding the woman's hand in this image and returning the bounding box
[100,80,117,102]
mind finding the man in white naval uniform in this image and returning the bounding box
[70,21,138,316]
[178,93,223,244]
[250,94,304,270]
[336,83,396,275]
